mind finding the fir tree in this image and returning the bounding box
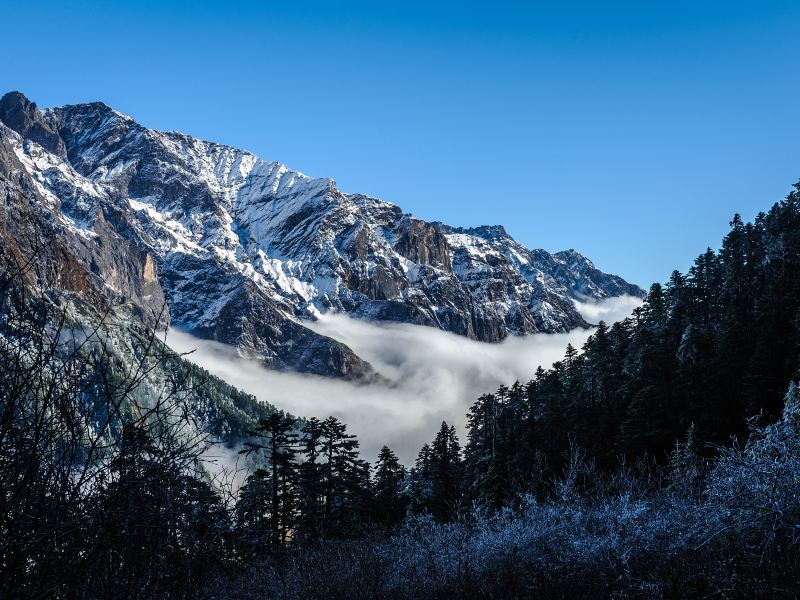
[240,413,300,552]
[371,446,408,525]
[428,422,462,520]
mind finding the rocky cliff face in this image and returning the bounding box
[0,91,644,377]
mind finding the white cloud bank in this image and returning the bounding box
[166,295,642,465]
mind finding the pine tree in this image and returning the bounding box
[240,413,300,552]
[409,443,433,514]
[428,422,463,521]
[295,417,324,541]
[564,343,578,382]
[372,446,408,525]
[300,416,371,538]
[235,468,273,558]
[464,394,497,506]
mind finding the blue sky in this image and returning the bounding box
[3,1,800,287]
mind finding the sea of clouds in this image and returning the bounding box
[166,295,642,465]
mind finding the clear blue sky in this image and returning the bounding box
[4,1,800,287]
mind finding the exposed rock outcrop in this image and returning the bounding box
[0,91,644,377]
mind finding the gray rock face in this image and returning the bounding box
[0,91,67,159]
[0,91,644,378]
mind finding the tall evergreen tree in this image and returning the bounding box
[297,416,371,539]
[428,422,463,520]
[292,417,321,541]
[409,443,433,514]
[239,413,300,552]
[371,446,408,525]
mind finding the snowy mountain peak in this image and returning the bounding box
[0,91,644,377]
[0,91,67,159]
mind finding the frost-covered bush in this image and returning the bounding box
[694,382,800,596]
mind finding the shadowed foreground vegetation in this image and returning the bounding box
[214,389,800,599]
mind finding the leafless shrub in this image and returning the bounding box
[0,247,232,598]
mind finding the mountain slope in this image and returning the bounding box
[0,91,643,377]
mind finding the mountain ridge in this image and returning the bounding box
[0,90,644,378]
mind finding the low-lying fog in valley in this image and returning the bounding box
[167,295,642,465]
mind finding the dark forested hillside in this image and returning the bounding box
[4,183,800,598]
[455,183,800,505]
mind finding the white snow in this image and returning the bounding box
[10,102,641,345]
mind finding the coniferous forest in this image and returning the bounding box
[5,184,800,598]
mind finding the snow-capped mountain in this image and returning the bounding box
[0,91,643,378]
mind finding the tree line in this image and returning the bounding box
[447,182,800,512]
